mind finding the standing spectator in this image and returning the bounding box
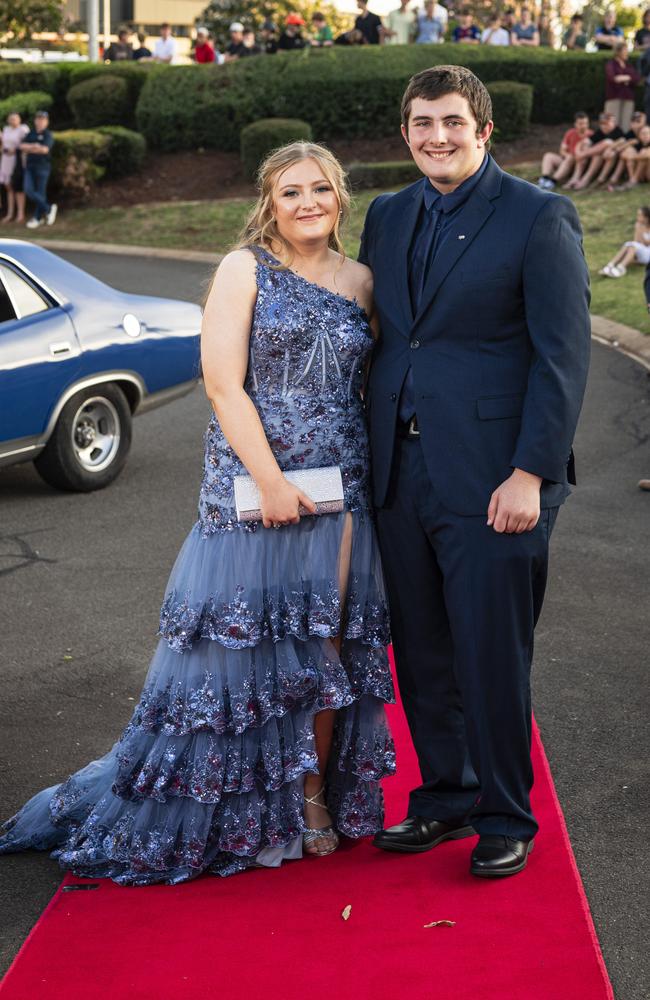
[594,10,624,51]
[279,14,307,49]
[452,9,480,44]
[1,111,28,224]
[599,206,650,277]
[132,32,152,60]
[225,22,248,60]
[511,6,540,46]
[260,20,279,54]
[153,23,177,63]
[538,13,554,48]
[605,42,641,132]
[481,13,510,46]
[310,12,334,46]
[242,29,262,55]
[502,7,516,35]
[537,111,592,189]
[414,0,444,43]
[20,111,56,230]
[104,28,133,62]
[354,0,383,45]
[563,14,587,50]
[634,9,650,51]
[385,0,416,45]
[194,26,216,63]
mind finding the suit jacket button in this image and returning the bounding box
[390,393,397,401]
[410,339,420,350]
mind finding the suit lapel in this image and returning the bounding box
[412,192,494,328]
[393,180,424,332]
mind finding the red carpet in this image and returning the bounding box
[1,658,613,1000]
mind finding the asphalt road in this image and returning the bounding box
[1,252,649,999]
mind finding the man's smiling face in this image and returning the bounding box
[402,94,493,193]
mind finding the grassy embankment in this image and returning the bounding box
[23,171,650,334]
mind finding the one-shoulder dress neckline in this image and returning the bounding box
[254,245,371,323]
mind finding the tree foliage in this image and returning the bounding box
[0,0,64,42]
[199,0,351,50]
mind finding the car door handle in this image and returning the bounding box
[49,341,72,356]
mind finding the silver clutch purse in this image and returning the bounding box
[234,466,344,523]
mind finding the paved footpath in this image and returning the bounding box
[0,252,648,999]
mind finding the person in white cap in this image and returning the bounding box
[194,26,217,63]
[225,22,249,61]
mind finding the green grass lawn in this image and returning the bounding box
[21,171,650,334]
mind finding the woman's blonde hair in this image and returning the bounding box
[235,141,351,266]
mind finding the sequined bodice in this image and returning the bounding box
[199,248,374,533]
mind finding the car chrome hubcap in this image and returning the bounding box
[72,397,120,472]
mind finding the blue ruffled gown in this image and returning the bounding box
[0,247,396,885]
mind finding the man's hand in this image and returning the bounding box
[487,468,543,534]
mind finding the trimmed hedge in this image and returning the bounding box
[95,125,146,178]
[347,160,421,189]
[50,129,110,200]
[134,46,614,153]
[67,74,130,129]
[486,81,533,140]
[0,90,53,124]
[240,118,313,180]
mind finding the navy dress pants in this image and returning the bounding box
[375,434,558,840]
[24,166,51,221]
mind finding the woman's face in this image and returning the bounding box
[272,158,340,248]
[7,113,20,128]
[639,126,650,145]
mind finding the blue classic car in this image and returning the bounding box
[0,241,202,491]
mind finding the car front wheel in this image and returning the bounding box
[34,383,132,492]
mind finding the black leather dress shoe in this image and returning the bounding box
[373,816,475,854]
[470,835,534,878]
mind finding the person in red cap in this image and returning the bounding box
[279,13,307,49]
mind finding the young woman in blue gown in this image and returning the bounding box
[0,142,395,884]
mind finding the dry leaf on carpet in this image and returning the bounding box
[423,920,456,928]
[341,905,352,921]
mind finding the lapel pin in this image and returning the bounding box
[458,234,466,240]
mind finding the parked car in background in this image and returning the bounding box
[0,240,202,491]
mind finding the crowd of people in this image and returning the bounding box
[98,6,650,63]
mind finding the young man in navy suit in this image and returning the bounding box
[360,66,591,877]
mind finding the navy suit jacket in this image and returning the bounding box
[359,156,592,514]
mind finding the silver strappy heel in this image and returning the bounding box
[303,787,340,857]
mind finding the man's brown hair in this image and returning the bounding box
[401,65,493,134]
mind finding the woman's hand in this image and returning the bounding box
[260,477,317,528]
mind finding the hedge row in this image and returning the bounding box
[240,118,313,180]
[135,46,612,152]
[0,90,53,124]
[50,126,145,199]
[0,46,623,154]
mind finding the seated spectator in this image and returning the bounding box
[243,29,262,55]
[616,124,650,189]
[537,112,592,189]
[279,14,307,50]
[538,14,554,47]
[225,22,249,60]
[563,14,587,50]
[153,23,176,63]
[334,28,367,45]
[415,0,445,43]
[354,0,383,44]
[635,9,650,51]
[511,6,540,46]
[310,12,334,46]
[481,14,510,46]
[564,112,625,190]
[452,9,480,44]
[599,206,650,277]
[104,28,133,62]
[385,0,416,45]
[594,9,624,51]
[607,115,650,188]
[605,42,641,132]
[261,20,279,54]
[194,26,216,63]
[132,32,152,60]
